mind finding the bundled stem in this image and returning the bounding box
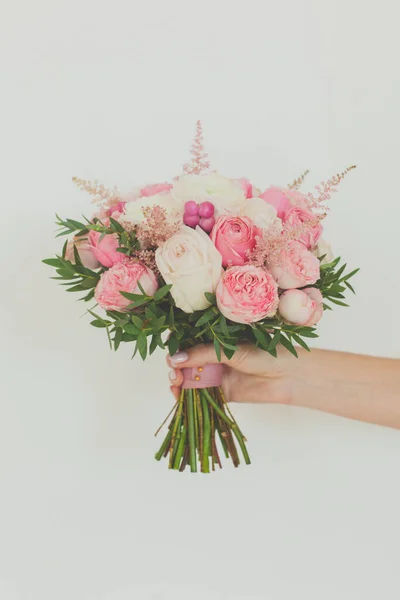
[155,386,251,473]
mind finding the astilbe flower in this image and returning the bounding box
[137,205,180,249]
[72,176,120,205]
[305,165,356,212]
[249,214,324,268]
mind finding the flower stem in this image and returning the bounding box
[173,425,187,470]
[186,389,197,473]
[155,429,172,461]
[201,392,211,473]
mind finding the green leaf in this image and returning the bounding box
[219,315,229,337]
[42,258,61,267]
[223,346,236,360]
[213,338,222,362]
[109,217,125,233]
[136,332,148,360]
[131,315,143,330]
[149,335,158,355]
[123,323,140,335]
[280,335,298,357]
[168,333,180,356]
[90,319,107,328]
[151,316,166,331]
[73,244,83,266]
[252,327,270,348]
[204,292,216,305]
[195,310,216,327]
[345,281,355,294]
[268,330,281,352]
[114,327,123,351]
[339,268,360,282]
[169,306,175,328]
[326,297,349,307]
[290,333,311,352]
[153,285,173,301]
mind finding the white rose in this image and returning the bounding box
[312,238,334,265]
[172,173,246,217]
[241,197,282,231]
[155,226,223,313]
[121,192,184,226]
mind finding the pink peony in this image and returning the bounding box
[268,240,320,289]
[65,236,100,270]
[94,261,158,311]
[303,287,324,326]
[216,265,279,324]
[283,205,323,249]
[211,216,261,267]
[88,230,123,268]
[278,287,323,326]
[260,187,308,219]
[140,183,172,197]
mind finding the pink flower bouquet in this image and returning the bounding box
[43,122,359,473]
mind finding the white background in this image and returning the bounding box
[1,1,400,598]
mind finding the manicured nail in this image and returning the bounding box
[169,369,177,382]
[170,351,188,366]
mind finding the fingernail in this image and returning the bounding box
[170,351,188,366]
[169,369,177,381]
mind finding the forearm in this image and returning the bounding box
[289,349,400,429]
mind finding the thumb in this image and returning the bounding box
[168,343,256,373]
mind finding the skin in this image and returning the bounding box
[167,345,400,430]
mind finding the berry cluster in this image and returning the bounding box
[183,201,215,233]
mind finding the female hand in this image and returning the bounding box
[167,343,296,405]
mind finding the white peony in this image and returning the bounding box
[241,197,282,232]
[172,173,246,218]
[121,192,184,226]
[312,238,334,265]
[155,226,223,313]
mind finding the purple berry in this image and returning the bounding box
[199,216,215,233]
[198,201,214,218]
[184,200,199,216]
[183,213,200,227]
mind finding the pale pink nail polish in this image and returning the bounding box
[170,351,188,366]
[169,369,177,381]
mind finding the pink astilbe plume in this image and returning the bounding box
[249,214,324,268]
[72,176,119,205]
[287,169,310,190]
[137,205,180,248]
[183,120,211,175]
[306,165,356,212]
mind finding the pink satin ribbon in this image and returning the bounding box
[181,363,224,389]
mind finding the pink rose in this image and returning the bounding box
[268,240,320,289]
[211,216,261,267]
[216,265,279,324]
[95,261,158,311]
[65,236,100,270]
[88,230,123,268]
[140,183,172,197]
[278,287,323,326]
[260,187,308,219]
[283,206,323,249]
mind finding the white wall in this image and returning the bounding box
[1,1,400,599]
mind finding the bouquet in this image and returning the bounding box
[43,121,358,473]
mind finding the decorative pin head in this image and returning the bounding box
[183,120,211,175]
